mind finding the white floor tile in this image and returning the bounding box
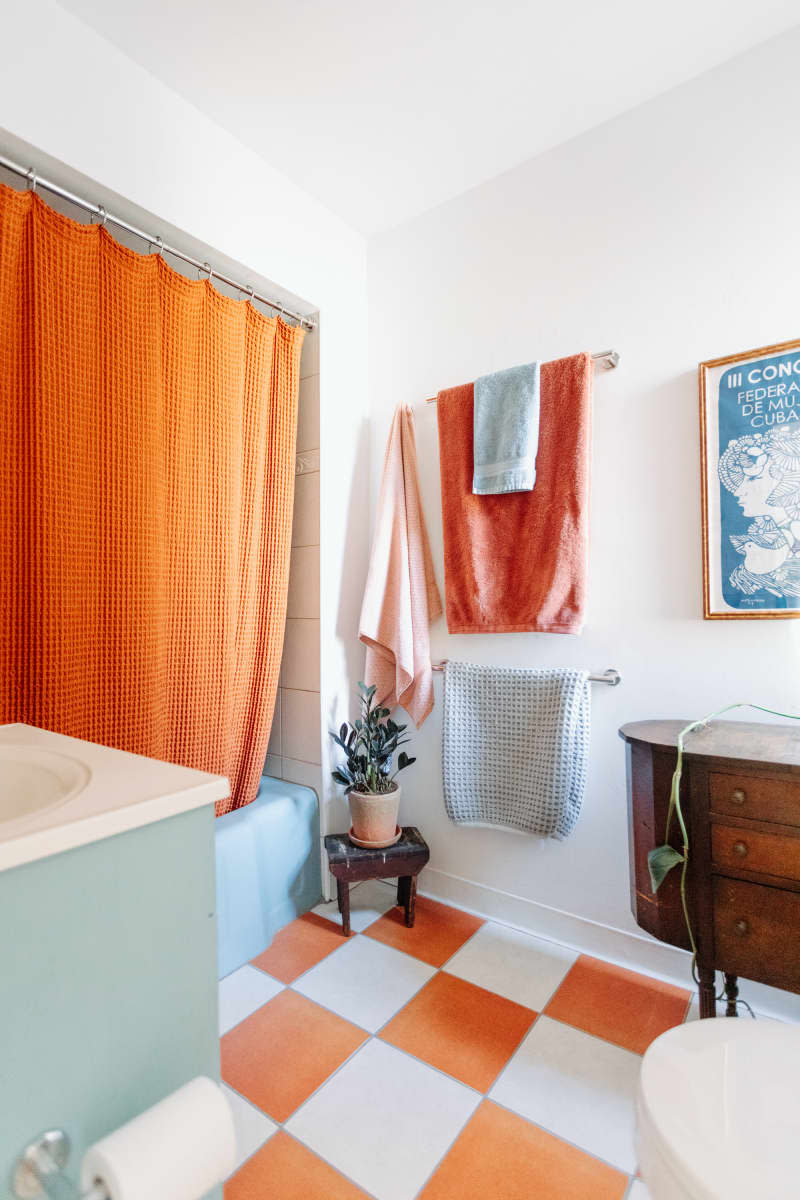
[490,1015,640,1173]
[219,964,283,1035]
[685,997,706,1021]
[686,996,773,1023]
[444,921,577,1010]
[222,1083,277,1174]
[286,1039,480,1200]
[292,934,435,1032]
[312,878,397,933]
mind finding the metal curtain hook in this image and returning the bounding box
[97,205,107,228]
[201,261,212,283]
[26,168,37,193]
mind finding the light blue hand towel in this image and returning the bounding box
[472,361,540,494]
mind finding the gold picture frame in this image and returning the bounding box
[700,337,800,619]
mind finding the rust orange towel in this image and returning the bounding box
[360,406,443,726]
[437,352,592,634]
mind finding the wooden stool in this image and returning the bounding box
[323,826,430,937]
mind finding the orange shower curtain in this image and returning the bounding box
[0,186,304,814]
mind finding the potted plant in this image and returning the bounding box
[329,681,416,848]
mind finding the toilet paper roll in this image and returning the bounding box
[81,1076,237,1200]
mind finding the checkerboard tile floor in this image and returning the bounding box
[221,883,691,1199]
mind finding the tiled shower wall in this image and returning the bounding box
[264,326,322,796]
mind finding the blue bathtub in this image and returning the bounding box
[214,775,322,978]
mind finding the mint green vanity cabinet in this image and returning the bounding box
[0,805,222,1200]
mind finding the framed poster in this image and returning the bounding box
[700,338,800,620]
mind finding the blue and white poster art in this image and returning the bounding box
[700,340,800,619]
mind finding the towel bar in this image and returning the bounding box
[424,350,619,403]
[431,662,621,686]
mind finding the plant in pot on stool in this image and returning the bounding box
[330,681,416,848]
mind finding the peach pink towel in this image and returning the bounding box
[437,352,593,634]
[360,406,443,726]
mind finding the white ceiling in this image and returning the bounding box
[60,0,798,235]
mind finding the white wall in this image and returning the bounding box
[6,2,800,1011]
[368,31,800,1008]
[0,0,369,842]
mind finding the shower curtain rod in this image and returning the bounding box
[424,350,619,403]
[432,662,621,685]
[0,152,317,331]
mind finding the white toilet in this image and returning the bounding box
[637,1017,800,1199]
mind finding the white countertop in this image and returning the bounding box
[0,724,230,872]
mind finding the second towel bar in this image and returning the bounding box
[431,662,621,686]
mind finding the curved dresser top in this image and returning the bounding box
[619,719,800,773]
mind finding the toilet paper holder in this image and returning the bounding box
[12,1130,108,1200]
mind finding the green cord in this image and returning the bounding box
[649,702,800,962]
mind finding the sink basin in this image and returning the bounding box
[0,745,91,825]
[0,724,229,873]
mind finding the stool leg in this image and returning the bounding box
[724,973,739,1018]
[405,875,417,927]
[397,876,410,909]
[337,879,351,937]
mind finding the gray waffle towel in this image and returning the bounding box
[472,361,540,494]
[443,662,590,839]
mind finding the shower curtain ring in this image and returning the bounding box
[26,168,37,193]
[244,284,255,304]
[201,261,213,284]
[97,205,107,227]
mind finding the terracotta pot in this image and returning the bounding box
[348,785,401,847]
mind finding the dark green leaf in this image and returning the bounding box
[647,844,684,893]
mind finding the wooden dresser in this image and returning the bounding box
[620,719,800,1017]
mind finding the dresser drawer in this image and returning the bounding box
[713,877,800,993]
[709,771,800,827]
[712,823,800,882]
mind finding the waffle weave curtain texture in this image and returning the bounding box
[0,186,304,814]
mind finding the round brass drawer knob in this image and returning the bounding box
[733,841,748,857]
[730,788,747,806]
[735,918,750,936]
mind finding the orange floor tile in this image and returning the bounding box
[225,1131,370,1200]
[545,954,690,1054]
[381,971,536,1092]
[363,896,484,967]
[251,912,345,983]
[221,990,367,1121]
[420,1100,628,1200]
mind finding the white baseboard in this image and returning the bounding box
[418,866,800,1023]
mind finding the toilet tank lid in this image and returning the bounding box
[638,1019,800,1198]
